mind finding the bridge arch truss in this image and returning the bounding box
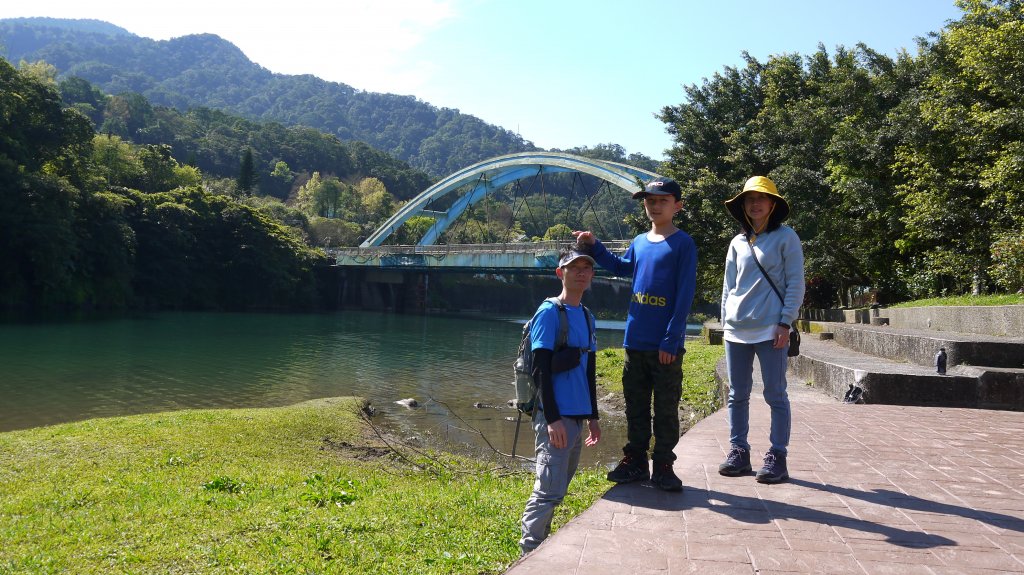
[360,152,660,247]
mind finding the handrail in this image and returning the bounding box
[330,240,633,258]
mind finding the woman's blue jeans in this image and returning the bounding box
[724,339,791,455]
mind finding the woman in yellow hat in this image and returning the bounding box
[717,176,805,484]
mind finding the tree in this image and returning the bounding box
[59,76,108,127]
[1,58,94,309]
[308,216,361,247]
[543,223,573,241]
[237,147,256,196]
[357,177,397,228]
[17,59,57,86]
[893,0,1024,296]
[267,160,294,198]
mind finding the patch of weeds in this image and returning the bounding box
[202,476,246,494]
[300,473,357,508]
[63,491,94,510]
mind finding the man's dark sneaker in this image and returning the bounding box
[718,445,752,476]
[606,453,649,483]
[651,461,683,492]
[755,449,789,484]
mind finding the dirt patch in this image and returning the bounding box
[320,437,391,461]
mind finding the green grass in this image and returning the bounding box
[596,339,725,419]
[0,398,607,574]
[889,294,1024,307]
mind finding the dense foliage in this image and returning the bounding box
[0,17,535,176]
[59,88,436,203]
[659,0,1024,305]
[0,57,324,312]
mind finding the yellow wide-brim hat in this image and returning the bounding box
[724,176,790,225]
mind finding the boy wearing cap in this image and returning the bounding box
[573,177,697,492]
[519,245,601,554]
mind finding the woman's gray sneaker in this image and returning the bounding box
[718,445,752,476]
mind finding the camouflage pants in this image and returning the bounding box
[621,349,683,464]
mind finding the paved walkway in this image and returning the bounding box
[507,371,1024,574]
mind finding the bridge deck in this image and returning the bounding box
[330,241,632,273]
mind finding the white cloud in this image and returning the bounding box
[231,0,461,94]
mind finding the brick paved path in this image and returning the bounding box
[507,375,1024,574]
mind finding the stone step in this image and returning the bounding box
[804,321,1024,369]
[789,336,1024,410]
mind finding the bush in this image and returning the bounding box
[989,231,1024,293]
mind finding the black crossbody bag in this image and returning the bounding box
[748,243,800,357]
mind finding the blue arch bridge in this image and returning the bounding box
[325,152,661,311]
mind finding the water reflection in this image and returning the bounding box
[0,312,637,466]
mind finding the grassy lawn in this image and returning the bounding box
[0,343,725,574]
[0,398,608,574]
[889,294,1024,307]
[596,339,725,422]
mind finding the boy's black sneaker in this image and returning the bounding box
[606,453,649,483]
[651,461,683,492]
[755,449,789,484]
[718,445,752,476]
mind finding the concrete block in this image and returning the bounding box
[702,322,723,346]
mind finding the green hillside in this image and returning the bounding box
[0,17,537,176]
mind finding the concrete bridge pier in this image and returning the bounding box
[335,269,429,313]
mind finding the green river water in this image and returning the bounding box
[0,311,634,466]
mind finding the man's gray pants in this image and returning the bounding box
[519,412,585,554]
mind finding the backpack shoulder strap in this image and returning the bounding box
[544,297,570,349]
[581,303,594,348]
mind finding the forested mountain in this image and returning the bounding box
[0,17,536,176]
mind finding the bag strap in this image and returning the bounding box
[547,297,592,350]
[748,243,785,304]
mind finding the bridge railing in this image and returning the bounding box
[329,240,633,258]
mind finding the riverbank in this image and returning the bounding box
[0,341,723,574]
[0,397,602,573]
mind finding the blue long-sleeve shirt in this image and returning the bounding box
[591,231,698,354]
[721,225,805,331]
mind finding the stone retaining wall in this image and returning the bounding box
[884,305,1024,337]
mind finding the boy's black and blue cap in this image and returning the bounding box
[558,250,596,267]
[633,177,682,200]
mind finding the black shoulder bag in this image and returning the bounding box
[748,243,800,357]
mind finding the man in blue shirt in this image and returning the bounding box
[519,246,601,554]
[575,177,697,492]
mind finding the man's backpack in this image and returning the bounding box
[513,297,594,415]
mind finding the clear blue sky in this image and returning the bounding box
[2,0,964,161]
